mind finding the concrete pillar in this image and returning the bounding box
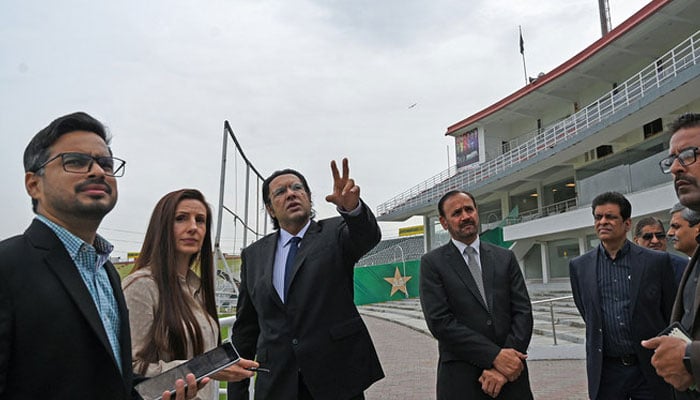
[540,242,550,284]
[500,192,510,222]
[578,236,587,255]
[423,215,432,253]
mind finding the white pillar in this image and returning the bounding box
[423,215,432,253]
[578,236,587,255]
[540,242,550,284]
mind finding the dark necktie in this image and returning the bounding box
[284,236,301,298]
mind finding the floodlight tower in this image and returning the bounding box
[599,0,612,36]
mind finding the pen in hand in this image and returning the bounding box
[246,367,270,373]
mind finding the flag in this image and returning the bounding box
[519,26,525,55]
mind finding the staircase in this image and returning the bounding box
[358,288,587,360]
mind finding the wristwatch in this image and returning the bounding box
[684,343,693,374]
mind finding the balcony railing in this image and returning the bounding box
[378,29,700,218]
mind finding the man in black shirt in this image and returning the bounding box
[571,191,676,399]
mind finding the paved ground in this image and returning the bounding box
[363,316,588,400]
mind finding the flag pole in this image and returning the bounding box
[519,25,528,85]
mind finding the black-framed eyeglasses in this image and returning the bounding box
[659,147,699,174]
[641,232,666,241]
[33,152,126,177]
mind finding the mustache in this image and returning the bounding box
[675,173,698,188]
[75,178,113,194]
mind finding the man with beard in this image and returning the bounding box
[0,112,201,400]
[228,159,384,400]
[419,190,533,399]
[570,192,676,400]
[643,113,700,399]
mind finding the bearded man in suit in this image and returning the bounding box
[228,158,384,400]
[0,112,200,399]
[419,190,533,399]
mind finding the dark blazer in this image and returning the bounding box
[419,240,533,400]
[569,241,677,400]
[0,220,136,399]
[670,252,689,287]
[671,246,700,395]
[228,204,384,400]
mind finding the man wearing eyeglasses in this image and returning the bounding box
[633,217,688,286]
[228,160,384,400]
[570,192,677,400]
[643,113,700,399]
[0,112,201,400]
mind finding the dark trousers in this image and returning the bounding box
[675,389,700,399]
[597,359,655,400]
[298,373,364,400]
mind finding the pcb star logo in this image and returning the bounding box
[383,267,412,297]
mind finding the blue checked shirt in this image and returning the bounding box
[36,215,122,372]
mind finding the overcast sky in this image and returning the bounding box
[0,0,647,258]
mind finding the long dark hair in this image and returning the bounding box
[130,189,218,374]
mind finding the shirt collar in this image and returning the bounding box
[35,214,114,258]
[598,239,630,259]
[451,237,480,256]
[279,220,312,246]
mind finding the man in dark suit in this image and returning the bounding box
[419,190,533,399]
[633,216,688,286]
[570,191,676,399]
[642,113,700,399]
[0,112,200,399]
[228,159,384,400]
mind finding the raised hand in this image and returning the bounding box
[325,158,360,211]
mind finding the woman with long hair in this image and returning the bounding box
[123,189,257,399]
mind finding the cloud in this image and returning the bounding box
[0,0,648,256]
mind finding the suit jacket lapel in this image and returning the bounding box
[258,232,284,309]
[445,243,488,311]
[582,250,601,314]
[480,243,495,312]
[673,246,699,322]
[286,221,320,297]
[105,260,131,376]
[28,221,117,370]
[628,245,643,318]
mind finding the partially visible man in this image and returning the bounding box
[570,192,676,400]
[420,190,533,399]
[634,216,688,285]
[228,159,384,400]
[643,113,700,398]
[668,202,700,257]
[0,112,200,400]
